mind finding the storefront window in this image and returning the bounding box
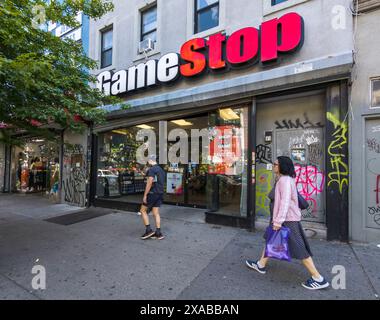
[11,138,60,200]
[207,107,248,216]
[96,123,158,202]
[96,106,248,217]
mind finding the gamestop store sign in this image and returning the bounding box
[97,12,304,96]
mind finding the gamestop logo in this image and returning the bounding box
[97,12,304,96]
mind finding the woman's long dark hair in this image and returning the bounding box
[277,156,296,178]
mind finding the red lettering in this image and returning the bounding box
[227,27,259,65]
[261,12,303,63]
[180,38,206,77]
[375,175,380,205]
[207,33,226,70]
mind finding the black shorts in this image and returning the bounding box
[146,193,163,209]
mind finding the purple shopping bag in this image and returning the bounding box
[264,226,291,262]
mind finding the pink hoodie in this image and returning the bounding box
[272,175,302,228]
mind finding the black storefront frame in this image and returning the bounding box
[91,105,253,217]
[90,80,349,241]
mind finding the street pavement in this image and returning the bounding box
[0,193,379,300]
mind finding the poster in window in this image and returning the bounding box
[208,125,241,175]
[166,172,183,195]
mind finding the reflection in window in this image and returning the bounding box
[141,5,157,42]
[195,0,219,34]
[101,27,113,68]
[96,107,248,217]
[207,107,248,216]
[96,124,157,201]
[271,0,288,5]
[371,78,380,108]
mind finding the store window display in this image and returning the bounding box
[96,124,157,202]
[96,105,248,217]
[13,139,60,196]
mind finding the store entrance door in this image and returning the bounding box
[164,115,209,208]
[165,163,207,208]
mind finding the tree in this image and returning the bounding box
[0,0,122,144]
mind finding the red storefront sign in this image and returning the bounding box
[97,12,304,96]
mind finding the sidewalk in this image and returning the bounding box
[0,193,379,300]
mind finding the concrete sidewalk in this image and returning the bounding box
[0,193,379,300]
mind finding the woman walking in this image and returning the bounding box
[246,156,329,290]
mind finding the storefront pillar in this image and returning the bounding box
[3,144,11,193]
[325,81,349,242]
[89,130,98,206]
[247,98,256,231]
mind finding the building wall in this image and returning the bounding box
[62,130,90,207]
[89,0,354,102]
[87,0,380,242]
[350,6,380,243]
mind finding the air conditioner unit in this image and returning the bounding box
[138,38,155,54]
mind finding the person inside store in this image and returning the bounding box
[33,157,44,191]
[245,156,330,290]
[140,155,165,240]
[28,157,37,191]
[50,157,60,199]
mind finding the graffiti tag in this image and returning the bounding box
[63,143,84,155]
[375,175,380,205]
[295,164,325,216]
[367,158,380,176]
[308,143,323,166]
[256,144,272,164]
[327,112,349,194]
[256,168,273,217]
[275,113,324,130]
[367,138,380,154]
[368,206,380,226]
[301,200,317,219]
[63,167,86,206]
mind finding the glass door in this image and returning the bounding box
[163,114,209,208]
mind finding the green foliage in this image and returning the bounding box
[0,0,127,144]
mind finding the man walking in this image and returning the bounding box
[140,155,165,240]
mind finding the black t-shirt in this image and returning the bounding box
[147,164,165,194]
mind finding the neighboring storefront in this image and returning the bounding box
[350,0,380,243]
[2,134,61,202]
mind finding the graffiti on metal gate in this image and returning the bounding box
[367,138,380,154]
[375,175,380,205]
[308,143,323,166]
[63,167,86,206]
[63,143,86,206]
[256,168,273,217]
[256,144,272,164]
[275,113,324,130]
[295,164,325,215]
[327,112,348,194]
[368,206,380,226]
